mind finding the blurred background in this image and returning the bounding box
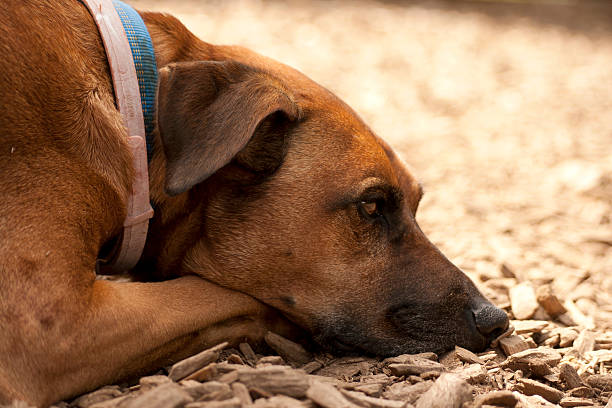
[131,0,612,329]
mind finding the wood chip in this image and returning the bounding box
[564,300,595,330]
[533,306,551,321]
[306,381,359,408]
[139,376,172,390]
[184,362,218,382]
[340,389,406,408]
[500,335,530,356]
[542,333,560,348]
[180,381,231,401]
[500,263,518,279]
[258,356,285,366]
[306,374,343,386]
[217,363,248,374]
[419,371,440,380]
[510,282,539,320]
[357,374,391,385]
[536,284,567,317]
[250,387,273,400]
[458,364,488,385]
[382,381,432,404]
[200,383,234,402]
[585,374,612,390]
[387,357,444,376]
[567,386,593,398]
[557,313,578,327]
[239,343,258,365]
[525,337,538,349]
[437,351,461,371]
[301,361,323,374]
[413,352,438,361]
[516,378,564,404]
[168,342,228,381]
[72,386,123,408]
[227,354,245,365]
[455,346,484,364]
[414,373,472,408]
[265,332,313,367]
[512,320,549,335]
[473,390,518,407]
[231,383,253,406]
[490,374,503,390]
[574,330,596,356]
[502,347,562,377]
[559,363,584,389]
[88,395,131,408]
[351,383,384,397]
[559,328,579,348]
[218,371,239,384]
[179,380,212,400]
[185,398,242,408]
[237,366,310,398]
[264,395,313,408]
[490,325,515,348]
[384,353,437,364]
[588,349,612,363]
[477,351,499,362]
[317,357,375,380]
[122,383,193,408]
[559,397,594,407]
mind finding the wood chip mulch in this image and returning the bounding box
[23,286,611,408]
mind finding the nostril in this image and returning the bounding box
[472,303,509,336]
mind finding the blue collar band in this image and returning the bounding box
[112,0,157,161]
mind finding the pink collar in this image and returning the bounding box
[81,0,154,273]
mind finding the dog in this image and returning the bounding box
[0,0,509,405]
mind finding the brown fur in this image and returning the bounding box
[0,1,508,406]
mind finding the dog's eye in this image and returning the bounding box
[359,200,382,218]
[361,201,377,215]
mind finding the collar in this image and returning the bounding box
[112,0,158,158]
[81,0,155,273]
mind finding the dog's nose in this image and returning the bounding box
[471,302,509,336]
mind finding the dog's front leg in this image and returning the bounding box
[0,275,291,407]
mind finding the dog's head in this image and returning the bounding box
[144,50,508,355]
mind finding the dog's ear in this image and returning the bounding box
[156,60,301,195]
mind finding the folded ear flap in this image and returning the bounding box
[156,60,301,195]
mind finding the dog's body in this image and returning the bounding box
[0,1,508,406]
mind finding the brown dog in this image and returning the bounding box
[0,0,509,406]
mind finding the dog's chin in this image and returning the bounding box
[315,332,451,357]
[311,318,489,357]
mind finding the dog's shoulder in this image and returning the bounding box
[0,0,133,200]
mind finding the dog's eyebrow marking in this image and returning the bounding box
[357,177,405,210]
[328,177,397,212]
[358,177,387,192]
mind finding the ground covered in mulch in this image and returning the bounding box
[21,1,612,407]
[46,323,612,408]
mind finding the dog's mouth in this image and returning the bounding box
[311,320,443,357]
[313,327,483,358]
[306,306,495,357]
[326,336,366,355]
[313,329,447,357]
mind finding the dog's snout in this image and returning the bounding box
[471,302,509,337]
